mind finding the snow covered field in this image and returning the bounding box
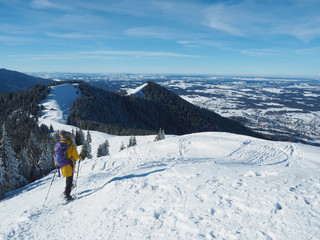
[1,84,320,240]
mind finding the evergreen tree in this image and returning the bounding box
[0,156,5,198]
[52,131,60,143]
[75,129,85,146]
[160,129,165,140]
[18,148,31,181]
[0,125,22,192]
[38,141,54,175]
[97,139,110,157]
[154,128,166,141]
[49,124,54,133]
[80,141,88,159]
[119,141,125,151]
[27,132,41,163]
[25,132,41,181]
[128,135,137,147]
[86,130,92,143]
[80,132,92,159]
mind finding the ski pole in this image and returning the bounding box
[74,158,81,196]
[43,170,56,206]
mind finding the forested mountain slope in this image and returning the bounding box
[68,82,261,138]
[0,69,53,93]
[0,84,55,198]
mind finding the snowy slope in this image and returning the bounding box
[38,83,81,127]
[126,82,148,97]
[1,84,320,240]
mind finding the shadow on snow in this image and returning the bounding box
[77,168,166,200]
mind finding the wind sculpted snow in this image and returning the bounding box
[1,131,320,240]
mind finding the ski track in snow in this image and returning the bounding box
[1,83,320,240]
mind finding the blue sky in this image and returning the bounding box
[0,0,320,76]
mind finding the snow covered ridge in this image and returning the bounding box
[38,83,81,126]
[1,130,320,239]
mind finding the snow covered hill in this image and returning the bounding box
[38,83,81,128]
[1,84,320,240]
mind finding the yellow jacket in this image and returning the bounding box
[59,140,81,177]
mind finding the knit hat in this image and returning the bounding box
[59,130,72,141]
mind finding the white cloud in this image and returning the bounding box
[241,46,320,57]
[30,0,66,10]
[202,1,320,42]
[177,39,228,50]
[202,3,254,37]
[0,35,36,45]
[241,48,287,57]
[9,50,198,60]
[46,32,94,39]
[90,50,197,58]
[273,16,320,43]
[125,27,173,40]
[293,46,320,54]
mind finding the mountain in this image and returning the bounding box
[1,82,320,239]
[0,68,53,93]
[68,82,262,138]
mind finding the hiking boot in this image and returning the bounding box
[65,195,73,201]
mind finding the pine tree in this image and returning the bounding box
[75,129,85,146]
[120,141,125,151]
[97,139,110,157]
[154,128,166,141]
[0,156,5,199]
[86,130,92,144]
[80,141,88,159]
[38,141,54,175]
[160,129,166,140]
[18,148,31,181]
[52,131,60,143]
[0,125,22,192]
[86,141,92,159]
[128,135,137,147]
[80,132,92,159]
[25,132,41,181]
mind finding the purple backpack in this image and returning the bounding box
[54,142,74,169]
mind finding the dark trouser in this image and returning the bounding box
[65,175,74,198]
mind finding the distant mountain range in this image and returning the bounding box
[0,68,53,93]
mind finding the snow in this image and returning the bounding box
[38,83,81,126]
[262,88,282,94]
[126,83,148,97]
[1,84,320,240]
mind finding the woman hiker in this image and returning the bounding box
[58,130,82,201]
